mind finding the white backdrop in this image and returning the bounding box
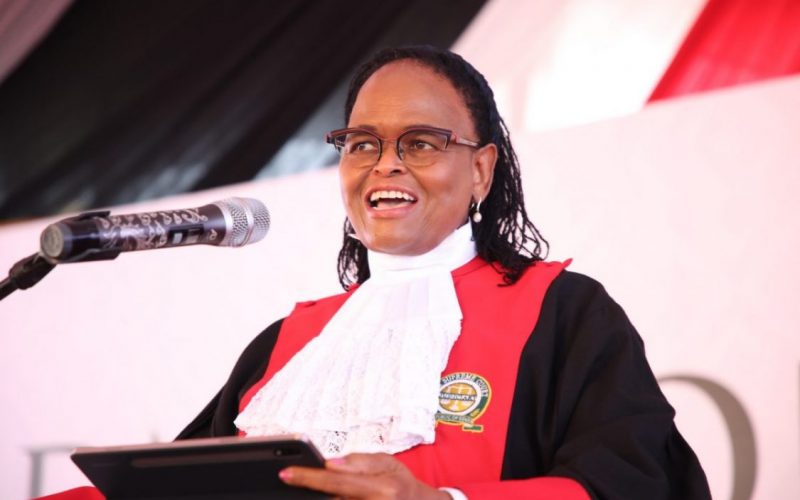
[453,0,707,131]
[1,74,798,499]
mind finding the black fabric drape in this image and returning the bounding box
[0,0,485,221]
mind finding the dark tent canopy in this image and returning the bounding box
[0,0,485,221]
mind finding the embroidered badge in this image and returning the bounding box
[435,372,492,432]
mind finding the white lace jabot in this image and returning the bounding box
[234,223,476,457]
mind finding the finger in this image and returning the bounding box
[326,452,401,474]
[280,465,389,498]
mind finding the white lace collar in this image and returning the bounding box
[234,223,476,457]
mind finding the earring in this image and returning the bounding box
[472,198,483,223]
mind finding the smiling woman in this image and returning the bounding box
[163,46,716,500]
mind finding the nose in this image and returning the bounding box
[372,140,405,176]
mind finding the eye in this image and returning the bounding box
[352,141,377,152]
[401,131,447,153]
[407,139,436,151]
[343,133,379,154]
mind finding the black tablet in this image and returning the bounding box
[71,434,329,499]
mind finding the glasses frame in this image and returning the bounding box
[325,126,480,166]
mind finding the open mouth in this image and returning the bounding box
[368,190,418,210]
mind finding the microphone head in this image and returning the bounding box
[215,197,270,247]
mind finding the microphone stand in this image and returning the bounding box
[0,253,55,302]
[0,247,121,302]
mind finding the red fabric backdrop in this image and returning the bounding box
[649,0,800,102]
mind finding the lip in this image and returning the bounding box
[364,185,419,219]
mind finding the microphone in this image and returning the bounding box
[39,197,270,264]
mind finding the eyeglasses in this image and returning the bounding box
[325,126,480,168]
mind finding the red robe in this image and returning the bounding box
[43,258,711,499]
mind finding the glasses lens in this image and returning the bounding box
[398,129,449,165]
[333,131,380,164]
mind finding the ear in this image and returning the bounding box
[471,143,497,201]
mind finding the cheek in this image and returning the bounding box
[338,167,360,213]
[420,167,474,217]
[338,168,373,240]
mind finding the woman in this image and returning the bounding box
[176,46,712,499]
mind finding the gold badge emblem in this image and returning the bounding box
[435,372,492,432]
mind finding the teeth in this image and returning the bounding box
[369,190,416,202]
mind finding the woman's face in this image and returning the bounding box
[340,60,496,256]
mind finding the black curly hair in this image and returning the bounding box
[336,45,547,288]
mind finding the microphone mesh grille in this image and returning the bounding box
[217,198,270,247]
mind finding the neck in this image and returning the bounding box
[367,224,476,276]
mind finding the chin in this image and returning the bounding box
[362,234,432,256]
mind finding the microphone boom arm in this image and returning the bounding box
[0,253,55,302]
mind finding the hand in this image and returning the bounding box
[279,452,452,500]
